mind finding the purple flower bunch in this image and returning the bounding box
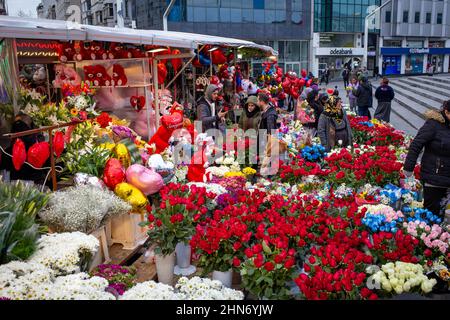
[90,264,137,295]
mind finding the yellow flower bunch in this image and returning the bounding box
[224,171,245,178]
[242,167,257,176]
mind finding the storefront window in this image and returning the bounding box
[407,40,423,48]
[383,40,402,47]
[429,41,445,48]
[405,54,424,74]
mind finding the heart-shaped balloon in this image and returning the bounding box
[171,49,182,72]
[53,131,65,157]
[126,164,164,195]
[130,95,138,107]
[103,158,125,190]
[161,113,183,130]
[157,63,167,84]
[27,142,50,169]
[301,69,307,78]
[114,182,148,211]
[211,49,227,65]
[12,139,26,171]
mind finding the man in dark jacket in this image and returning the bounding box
[196,84,227,134]
[353,76,373,119]
[374,77,395,122]
[403,100,450,216]
[342,68,350,88]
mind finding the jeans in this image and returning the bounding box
[424,186,448,217]
[357,106,371,120]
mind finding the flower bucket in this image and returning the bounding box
[175,242,191,269]
[212,270,232,288]
[355,196,380,206]
[155,252,175,285]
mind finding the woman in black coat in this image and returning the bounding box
[403,100,450,216]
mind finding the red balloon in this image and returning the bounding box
[171,49,182,72]
[192,58,202,68]
[53,131,65,158]
[227,52,235,63]
[157,63,167,84]
[306,79,313,87]
[291,90,300,99]
[27,142,50,169]
[327,88,335,95]
[301,69,307,78]
[298,78,306,87]
[276,67,283,77]
[12,139,26,171]
[211,49,227,65]
[103,158,125,190]
[210,75,220,85]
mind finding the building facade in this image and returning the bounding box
[135,0,312,76]
[37,0,81,21]
[379,0,450,75]
[312,0,381,80]
[81,0,135,27]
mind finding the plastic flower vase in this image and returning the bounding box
[155,252,175,285]
[212,269,232,288]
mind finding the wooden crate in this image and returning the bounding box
[88,225,111,271]
[110,213,148,250]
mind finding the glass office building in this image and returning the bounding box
[314,0,380,33]
[135,0,312,75]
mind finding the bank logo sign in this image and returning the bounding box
[329,48,353,55]
[315,47,365,56]
[409,48,430,54]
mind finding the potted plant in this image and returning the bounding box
[143,183,216,285]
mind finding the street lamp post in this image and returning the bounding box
[363,0,392,68]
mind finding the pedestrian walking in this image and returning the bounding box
[324,67,330,85]
[346,77,358,113]
[353,76,373,119]
[374,77,395,122]
[403,100,450,217]
[382,61,387,76]
[342,68,350,88]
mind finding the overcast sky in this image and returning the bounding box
[6,0,41,17]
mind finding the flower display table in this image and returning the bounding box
[110,213,148,250]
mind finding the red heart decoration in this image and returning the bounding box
[211,49,227,65]
[161,113,183,130]
[103,158,125,190]
[53,131,65,158]
[12,139,26,171]
[132,96,146,112]
[157,63,168,84]
[171,49,182,72]
[27,142,50,169]
[130,95,138,107]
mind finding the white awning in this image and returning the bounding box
[0,15,277,56]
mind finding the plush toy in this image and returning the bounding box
[83,65,96,86]
[89,41,106,60]
[187,134,215,182]
[148,102,184,154]
[32,66,47,85]
[114,182,148,211]
[27,142,50,169]
[130,96,145,112]
[103,158,126,190]
[108,43,132,59]
[53,64,81,88]
[73,42,89,61]
[12,139,26,171]
[130,47,146,58]
[94,65,111,86]
[125,164,164,195]
[58,42,75,63]
[112,64,127,86]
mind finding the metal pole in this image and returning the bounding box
[48,129,57,191]
[153,58,160,128]
[116,0,125,28]
[163,0,177,31]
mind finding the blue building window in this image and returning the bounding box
[254,0,265,10]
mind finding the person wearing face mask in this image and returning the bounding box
[317,95,353,152]
[196,84,227,133]
[403,100,450,217]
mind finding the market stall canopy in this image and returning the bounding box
[0,16,277,56]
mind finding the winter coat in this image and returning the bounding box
[258,105,278,133]
[239,110,261,132]
[353,82,373,107]
[196,96,218,133]
[404,110,450,187]
[375,85,395,103]
[311,100,324,130]
[317,110,353,152]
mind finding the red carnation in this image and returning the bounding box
[264,262,275,272]
[232,257,241,267]
[335,171,345,179]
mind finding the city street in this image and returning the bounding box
[325,74,450,137]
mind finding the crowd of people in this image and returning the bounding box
[194,69,450,219]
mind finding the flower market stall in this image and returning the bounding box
[1,16,449,301]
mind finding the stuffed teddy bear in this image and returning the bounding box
[108,43,132,59]
[53,64,81,88]
[187,133,215,182]
[112,64,127,86]
[148,102,184,154]
[83,65,96,86]
[72,42,90,61]
[58,42,75,63]
[89,41,106,60]
[130,47,145,58]
[94,65,111,86]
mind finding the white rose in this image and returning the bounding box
[393,285,403,295]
